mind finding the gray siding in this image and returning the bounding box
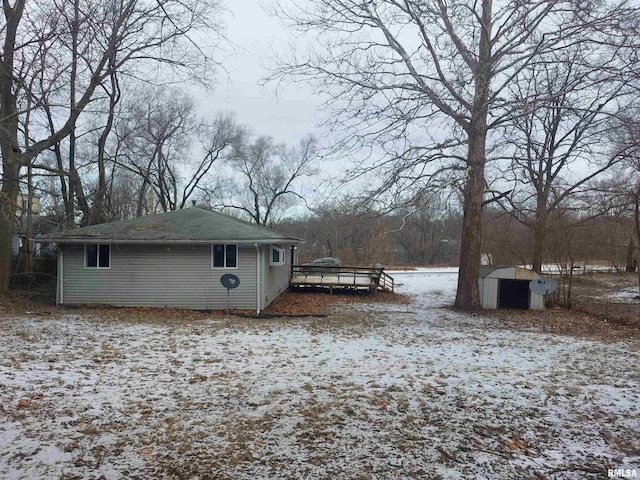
[60,244,259,310]
[263,244,292,308]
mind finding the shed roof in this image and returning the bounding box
[41,207,301,245]
[479,266,540,280]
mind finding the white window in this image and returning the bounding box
[270,245,285,266]
[212,244,237,268]
[85,244,110,268]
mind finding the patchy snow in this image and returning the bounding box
[1,271,639,479]
[388,268,459,308]
[611,287,640,304]
[538,264,619,274]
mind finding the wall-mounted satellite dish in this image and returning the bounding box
[221,274,240,314]
[221,274,240,290]
[529,277,557,296]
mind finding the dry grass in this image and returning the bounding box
[485,272,639,342]
[1,273,636,342]
[489,307,640,342]
[0,287,410,322]
[1,275,639,479]
[567,272,639,326]
[265,288,410,316]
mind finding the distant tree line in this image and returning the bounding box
[279,198,638,277]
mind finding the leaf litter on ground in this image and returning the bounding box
[0,269,638,479]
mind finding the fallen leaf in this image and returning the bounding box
[139,446,153,456]
[506,438,527,450]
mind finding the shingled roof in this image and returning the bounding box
[42,207,301,244]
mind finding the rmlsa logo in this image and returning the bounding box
[609,469,638,478]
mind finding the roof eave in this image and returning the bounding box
[40,237,303,245]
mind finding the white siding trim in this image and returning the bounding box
[270,245,285,266]
[57,249,64,305]
[255,243,261,314]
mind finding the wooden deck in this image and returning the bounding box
[290,265,395,293]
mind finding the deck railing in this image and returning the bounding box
[376,269,395,292]
[290,265,394,292]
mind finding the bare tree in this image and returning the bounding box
[482,208,531,267]
[280,203,401,264]
[119,87,196,213]
[0,0,224,289]
[91,60,123,225]
[223,135,318,226]
[393,193,460,265]
[489,45,637,273]
[117,87,243,215]
[592,165,640,296]
[180,114,246,210]
[268,0,639,309]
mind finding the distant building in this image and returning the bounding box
[13,193,40,256]
[15,192,40,218]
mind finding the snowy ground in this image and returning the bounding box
[611,287,640,304]
[1,271,639,479]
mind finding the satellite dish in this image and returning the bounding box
[529,277,557,296]
[221,274,240,289]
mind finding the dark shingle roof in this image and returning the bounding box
[42,208,301,244]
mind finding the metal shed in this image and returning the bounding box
[479,266,544,310]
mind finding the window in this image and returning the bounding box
[85,244,110,268]
[270,245,285,266]
[212,244,237,268]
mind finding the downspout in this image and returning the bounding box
[58,247,64,305]
[255,243,261,314]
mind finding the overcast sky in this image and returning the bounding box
[199,1,322,146]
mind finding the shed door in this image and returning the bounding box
[498,279,530,309]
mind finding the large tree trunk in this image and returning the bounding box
[454,0,492,311]
[0,157,21,290]
[531,203,548,274]
[0,0,26,291]
[455,138,487,310]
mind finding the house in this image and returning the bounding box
[15,192,41,219]
[42,207,301,312]
[479,266,545,310]
[13,192,41,256]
